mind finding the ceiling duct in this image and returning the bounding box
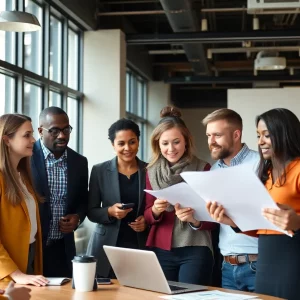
[159,0,210,75]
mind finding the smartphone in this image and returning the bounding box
[96,277,112,285]
[119,203,135,210]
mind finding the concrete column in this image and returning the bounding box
[146,81,170,160]
[83,29,126,168]
[79,29,126,251]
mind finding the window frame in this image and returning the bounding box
[125,68,148,161]
[0,0,84,153]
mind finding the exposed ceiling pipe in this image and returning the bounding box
[150,46,300,56]
[159,0,211,75]
[201,7,300,15]
[97,10,165,16]
[202,8,246,13]
[153,60,300,70]
[126,30,300,45]
[149,49,185,54]
[207,46,300,58]
[211,65,300,72]
[165,75,300,84]
[101,0,159,4]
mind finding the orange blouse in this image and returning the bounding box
[257,158,300,235]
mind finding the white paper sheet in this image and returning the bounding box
[145,182,215,222]
[46,277,71,286]
[159,290,259,300]
[181,164,283,233]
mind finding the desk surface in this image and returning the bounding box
[0,280,284,300]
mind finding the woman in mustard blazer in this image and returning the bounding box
[0,282,31,299]
[0,114,48,286]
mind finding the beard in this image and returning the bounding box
[53,139,68,152]
[209,144,232,160]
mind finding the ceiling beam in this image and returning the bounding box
[127,30,300,45]
[208,46,300,57]
[100,0,159,4]
[153,60,300,71]
[98,10,164,16]
[201,7,300,15]
[165,75,300,84]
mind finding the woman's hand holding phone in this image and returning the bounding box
[119,203,135,210]
[108,203,133,219]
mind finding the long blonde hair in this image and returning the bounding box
[0,114,40,205]
[148,106,195,168]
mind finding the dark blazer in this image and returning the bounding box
[86,156,148,277]
[30,140,89,269]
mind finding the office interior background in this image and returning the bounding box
[1,0,300,253]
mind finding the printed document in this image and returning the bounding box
[145,182,214,222]
[145,164,285,233]
[159,290,259,299]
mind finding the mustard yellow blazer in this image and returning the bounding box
[0,173,42,281]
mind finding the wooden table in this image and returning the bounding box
[0,280,285,300]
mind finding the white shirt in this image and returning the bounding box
[20,179,37,244]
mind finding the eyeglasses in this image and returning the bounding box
[41,125,73,137]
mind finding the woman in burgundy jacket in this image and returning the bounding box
[144,106,216,285]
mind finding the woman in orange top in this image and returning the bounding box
[0,114,48,286]
[207,108,300,300]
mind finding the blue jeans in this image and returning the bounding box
[153,246,213,285]
[222,260,256,292]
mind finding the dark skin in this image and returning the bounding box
[38,113,70,159]
[38,113,79,233]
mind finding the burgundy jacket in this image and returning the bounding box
[144,164,216,250]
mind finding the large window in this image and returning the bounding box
[24,82,42,138]
[25,0,43,75]
[68,25,79,90]
[0,0,83,152]
[49,91,62,107]
[0,73,15,115]
[67,97,79,151]
[126,69,148,160]
[49,12,63,83]
[0,1,16,64]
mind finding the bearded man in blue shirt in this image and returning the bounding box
[202,108,259,292]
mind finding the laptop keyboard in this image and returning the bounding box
[168,284,188,291]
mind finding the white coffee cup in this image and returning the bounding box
[72,255,97,292]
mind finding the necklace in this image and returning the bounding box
[126,175,131,180]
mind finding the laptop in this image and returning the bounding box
[103,245,207,294]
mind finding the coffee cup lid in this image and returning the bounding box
[72,255,97,263]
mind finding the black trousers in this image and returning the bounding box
[43,239,72,277]
[255,234,300,300]
[153,246,213,285]
[26,242,36,275]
